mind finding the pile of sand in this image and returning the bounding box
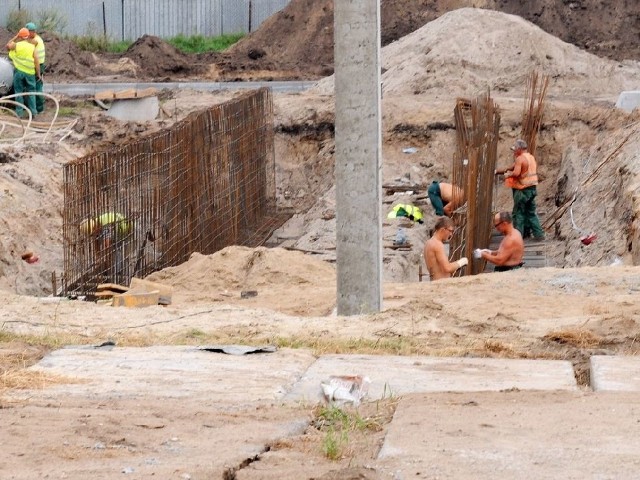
[314,8,640,99]
[145,246,337,315]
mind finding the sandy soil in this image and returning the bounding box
[1,3,640,479]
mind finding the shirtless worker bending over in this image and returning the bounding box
[427,181,464,217]
[424,216,468,281]
[475,212,524,272]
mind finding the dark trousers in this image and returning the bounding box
[428,181,444,216]
[512,186,544,239]
[35,63,45,113]
[12,69,36,117]
[495,262,524,272]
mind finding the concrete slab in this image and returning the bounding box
[377,391,640,479]
[615,90,640,112]
[590,355,640,391]
[16,346,316,404]
[106,96,159,121]
[284,354,577,404]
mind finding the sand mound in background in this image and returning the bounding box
[314,8,640,98]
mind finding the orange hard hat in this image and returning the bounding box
[17,28,30,39]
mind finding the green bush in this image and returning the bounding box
[68,35,130,53]
[5,9,30,32]
[36,8,68,34]
[5,8,67,34]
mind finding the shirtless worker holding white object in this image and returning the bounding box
[424,216,468,281]
[474,211,525,272]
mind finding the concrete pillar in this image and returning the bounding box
[334,0,382,315]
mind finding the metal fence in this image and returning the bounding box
[1,0,290,40]
[61,88,287,295]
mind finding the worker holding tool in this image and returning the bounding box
[475,212,524,272]
[427,181,464,217]
[26,22,46,114]
[424,216,468,281]
[6,27,40,118]
[495,139,545,240]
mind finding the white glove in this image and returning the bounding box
[473,248,483,259]
[456,257,468,268]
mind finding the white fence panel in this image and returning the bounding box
[0,0,290,40]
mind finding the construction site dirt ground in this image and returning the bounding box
[2,1,640,478]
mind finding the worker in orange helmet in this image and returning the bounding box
[5,27,40,117]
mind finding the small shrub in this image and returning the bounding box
[69,35,111,53]
[36,8,68,34]
[6,9,31,32]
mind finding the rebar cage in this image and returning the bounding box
[61,88,286,295]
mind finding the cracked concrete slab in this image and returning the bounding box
[284,354,578,404]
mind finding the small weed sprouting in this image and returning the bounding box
[321,426,348,460]
[313,404,383,460]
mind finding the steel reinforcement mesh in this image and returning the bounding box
[450,93,500,276]
[62,88,286,295]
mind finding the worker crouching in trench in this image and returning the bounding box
[80,212,133,283]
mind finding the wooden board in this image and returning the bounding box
[95,88,158,101]
[129,277,173,305]
[112,291,160,308]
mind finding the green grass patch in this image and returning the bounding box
[313,405,384,460]
[67,36,129,53]
[68,33,244,54]
[167,33,244,53]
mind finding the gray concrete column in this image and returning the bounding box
[334,0,382,315]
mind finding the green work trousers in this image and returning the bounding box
[35,64,45,113]
[512,186,544,239]
[13,69,37,117]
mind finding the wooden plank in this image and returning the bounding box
[112,88,137,99]
[129,277,173,305]
[135,87,158,98]
[95,291,119,297]
[95,88,158,101]
[94,90,115,100]
[112,291,160,308]
[384,242,413,250]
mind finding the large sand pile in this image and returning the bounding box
[314,8,640,99]
[145,246,337,316]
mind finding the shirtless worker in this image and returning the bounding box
[475,212,525,272]
[424,216,468,281]
[427,181,464,217]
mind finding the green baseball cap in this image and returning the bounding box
[25,22,37,31]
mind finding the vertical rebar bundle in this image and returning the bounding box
[450,92,501,276]
[62,88,284,296]
[521,71,549,157]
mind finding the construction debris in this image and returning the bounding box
[94,278,172,308]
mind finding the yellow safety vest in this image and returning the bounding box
[98,212,132,235]
[34,34,45,64]
[9,41,36,75]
